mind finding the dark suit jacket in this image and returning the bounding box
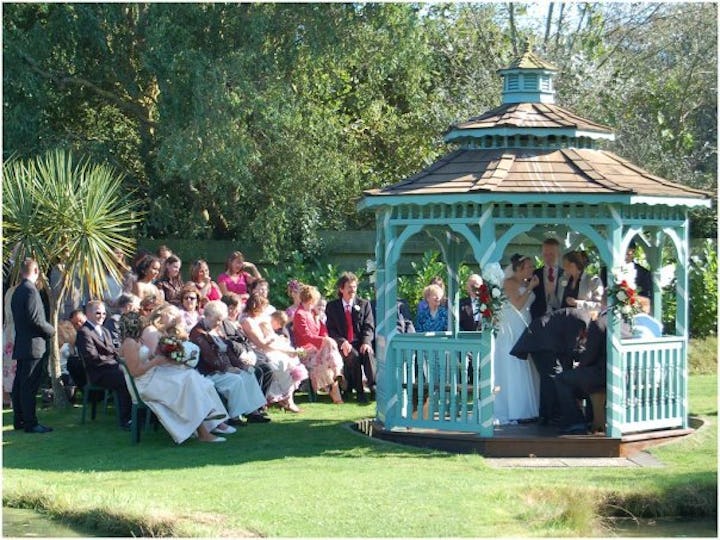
[511,308,590,362]
[326,297,374,349]
[76,320,119,381]
[459,297,481,331]
[11,278,55,359]
[529,266,563,320]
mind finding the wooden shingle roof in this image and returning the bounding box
[364,148,709,199]
[450,102,612,134]
[503,49,558,71]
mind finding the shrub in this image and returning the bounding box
[688,239,718,338]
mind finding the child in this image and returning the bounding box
[270,310,292,342]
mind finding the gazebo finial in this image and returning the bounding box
[522,35,533,55]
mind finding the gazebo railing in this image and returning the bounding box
[610,336,687,434]
[380,333,494,436]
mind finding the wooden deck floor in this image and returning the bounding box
[354,418,695,458]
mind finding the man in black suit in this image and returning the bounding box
[459,274,483,331]
[326,272,375,403]
[626,240,653,308]
[11,258,56,433]
[75,300,132,428]
[510,308,591,425]
[530,237,563,320]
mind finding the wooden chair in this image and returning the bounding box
[78,351,119,424]
[117,358,156,444]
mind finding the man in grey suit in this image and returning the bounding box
[11,258,56,433]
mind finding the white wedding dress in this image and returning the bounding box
[492,287,540,425]
[131,344,228,444]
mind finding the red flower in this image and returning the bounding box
[620,280,628,288]
[482,309,492,318]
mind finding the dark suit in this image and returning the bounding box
[326,297,375,399]
[76,321,131,425]
[554,315,607,429]
[11,278,55,430]
[529,266,563,320]
[459,297,481,331]
[511,308,590,422]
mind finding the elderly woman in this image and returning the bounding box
[293,285,345,404]
[119,309,230,443]
[560,251,604,312]
[189,301,268,425]
[157,255,184,307]
[132,255,165,303]
[217,251,261,302]
[241,293,308,413]
[415,284,448,333]
[179,283,202,330]
[190,259,221,308]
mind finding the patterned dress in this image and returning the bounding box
[293,305,344,391]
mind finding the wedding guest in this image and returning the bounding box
[626,240,653,307]
[510,307,591,425]
[560,251,604,313]
[417,276,446,314]
[190,259,221,308]
[104,293,141,349]
[157,255,184,306]
[530,237,563,320]
[139,294,160,318]
[241,294,308,413]
[459,274,484,331]
[122,249,151,294]
[217,251,261,302]
[156,245,172,266]
[293,285,345,404]
[284,279,303,320]
[270,311,292,341]
[326,272,375,403]
[220,293,274,416]
[65,309,88,390]
[179,283,202,330]
[11,259,56,433]
[3,283,18,408]
[75,300,132,429]
[57,320,79,402]
[120,310,230,443]
[248,278,275,316]
[189,301,268,425]
[415,284,448,333]
[132,255,165,303]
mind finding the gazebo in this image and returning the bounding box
[358,47,710,446]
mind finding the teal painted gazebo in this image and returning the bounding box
[359,48,710,439]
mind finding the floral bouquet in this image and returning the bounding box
[472,262,507,333]
[608,267,643,328]
[158,336,195,365]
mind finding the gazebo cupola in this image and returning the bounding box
[444,44,615,152]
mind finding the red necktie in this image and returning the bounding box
[548,267,555,283]
[345,305,354,343]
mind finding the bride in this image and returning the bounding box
[493,254,541,425]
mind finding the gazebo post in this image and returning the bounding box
[648,229,665,322]
[606,222,626,438]
[675,218,691,429]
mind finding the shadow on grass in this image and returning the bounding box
[2,399,451,473]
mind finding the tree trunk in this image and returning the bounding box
[48,284,70,408]
[544,3,555,47]
[508,3,518,55]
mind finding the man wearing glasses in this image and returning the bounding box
[76,300,132,429]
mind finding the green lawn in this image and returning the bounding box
[3,372,717,537]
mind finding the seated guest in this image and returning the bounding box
[284,279,303,320]
[415,284,448,333]
[139,294,160,319]
[293,285,345,404]
[248,279,275,317]
[217,251,262,303]
[120,310,230,443]
[132,255,165,303]
[179,283,202,330]
[270,310,292,341]
[241,294,308,413]
[75,301,132,429]
[104,293,141,349]
[57,320,79,402]
[221,293,273,417]
[190,259,221,308]
[560,251,604,313]
[397,300,415,334]
[417,275,446,313]
[157,255,184,307]
[189,301,268,425]
[65,309,88,391]
[459,274,484,331]
[326,272,376,403]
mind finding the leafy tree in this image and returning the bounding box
[3,149,140,407]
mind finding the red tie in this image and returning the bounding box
[345,305,354,343]
[548,267,555,283]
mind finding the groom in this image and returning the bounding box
[510,308,591,425]
[530,237,563,320]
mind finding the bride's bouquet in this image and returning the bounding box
[158,336,199,366]
[473,262,507,333]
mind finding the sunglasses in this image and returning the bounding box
[95,311,106,316]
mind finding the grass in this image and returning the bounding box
[689,335,718,374]
[2,339,717,537]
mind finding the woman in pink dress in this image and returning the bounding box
[293,285,345,404]
[190,259,221,308]
[217,251,262,303]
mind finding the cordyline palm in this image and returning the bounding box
[3,149,140,407]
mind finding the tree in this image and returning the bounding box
[3,149,140,407]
